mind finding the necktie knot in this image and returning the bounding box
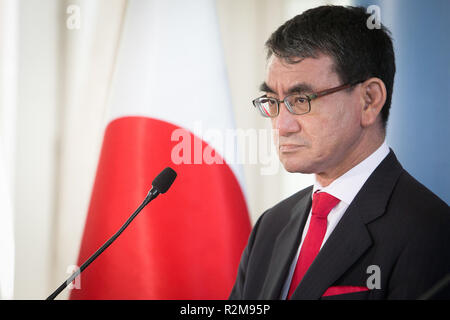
[311,192,340,219]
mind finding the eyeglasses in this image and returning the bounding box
[252,80,363,118]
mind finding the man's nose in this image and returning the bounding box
[272,102,301,136]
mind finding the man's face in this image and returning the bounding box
[265,54,364,176]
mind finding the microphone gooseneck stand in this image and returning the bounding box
[46,167,177,300]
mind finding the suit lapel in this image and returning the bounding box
[290,202,372,299]
[291,150,404,299]
[260,187,312,299]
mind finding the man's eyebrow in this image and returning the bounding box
[259,82,275,93]
[286,83,314,94]
[259,82,315,94]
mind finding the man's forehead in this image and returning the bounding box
[264,54,339,89]
[265,54,304,68]
[266,54,335,73]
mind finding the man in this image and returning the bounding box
[229,5,450,300]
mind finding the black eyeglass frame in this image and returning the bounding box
[252,80,365,118]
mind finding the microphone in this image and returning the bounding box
[46,167,177,300]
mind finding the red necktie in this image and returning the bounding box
[287,191,340,299]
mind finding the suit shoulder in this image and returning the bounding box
[390,170,450,233]
[259,185,313,224]
[395,170,449,212]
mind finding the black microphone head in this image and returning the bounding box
[152,167,177,193]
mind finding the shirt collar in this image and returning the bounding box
[313,141,390,205]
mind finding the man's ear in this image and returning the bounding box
[359,77,387,128]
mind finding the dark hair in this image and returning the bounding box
[266,5,395,128]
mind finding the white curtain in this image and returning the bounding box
[52,0,128,300]
[0,0,18,299]
[9,0,127,299]
[6,0,350,299]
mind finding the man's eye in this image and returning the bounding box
[260,99,276,107]
[262,95,276,102]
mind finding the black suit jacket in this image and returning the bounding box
[229,151,450,299]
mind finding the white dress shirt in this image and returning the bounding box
[280,141,390,299]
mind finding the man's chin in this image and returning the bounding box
[280,159,315,174]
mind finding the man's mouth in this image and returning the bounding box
[279,144,305,152]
